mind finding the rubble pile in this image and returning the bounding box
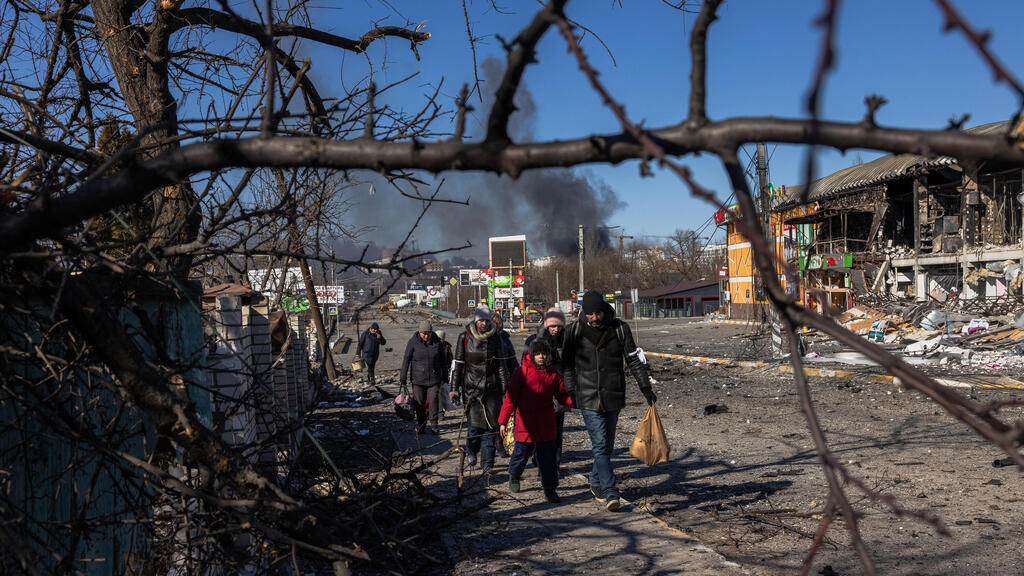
[806,299,1024,369]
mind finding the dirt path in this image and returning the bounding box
[332,315,1023,575]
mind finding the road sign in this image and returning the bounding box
[328,306,338,316]
[493,299,504,309]
[513,275,525,286]
[449,277,457,285]
[468,299,476,308]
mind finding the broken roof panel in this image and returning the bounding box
[776,121,1007,207]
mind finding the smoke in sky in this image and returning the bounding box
[342,57,624,265]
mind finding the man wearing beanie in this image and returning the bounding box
[563,290,656,511]
[450,305,509,471]
[356,322,386,389]
[400,320,446,434]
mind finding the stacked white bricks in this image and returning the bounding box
[244,298,277,470]
[205,295,257,454]
[202,293,319,476]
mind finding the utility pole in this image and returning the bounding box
[756,142,784,357]
[578,224,585,293]
[555,269,560,307]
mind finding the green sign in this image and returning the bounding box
[281,295,310,312]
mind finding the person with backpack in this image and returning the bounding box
[356,322,386,388]
[450,306,510,471]
[562,291,656,511]
[400,321,446,435]
[499,339,572,503]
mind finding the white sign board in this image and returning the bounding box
[468,299,476,308]
[494,286,524,298]
[248,267,302,296]
[460,268,490,287]
[312,285,345,304]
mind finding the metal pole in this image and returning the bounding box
[555,269,560,307]
[578,224,585,293]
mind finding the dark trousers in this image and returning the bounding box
[412,384,440,429]
[510,440,558,489]
[363,357,377,386]
[532,410,565,470]
[466,426,497,470]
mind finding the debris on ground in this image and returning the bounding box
[797,298,1024,370]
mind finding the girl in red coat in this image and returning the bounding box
[499,339,572,503]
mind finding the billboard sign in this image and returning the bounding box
[310,285,345,304]
[247,266,302,296]
[494,286,524,298]
[460,268,490,286]
[489,235,527,269]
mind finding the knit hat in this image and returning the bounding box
[474,305,492,322]
[542,307,566,329]
[581,290,605,314]
[370,322,380,330]
[435,330,446,341]
[418,320,432,333]
[529,338,552,358]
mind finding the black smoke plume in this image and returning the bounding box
[346,57,623,263]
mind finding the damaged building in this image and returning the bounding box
[776,121,1024,312]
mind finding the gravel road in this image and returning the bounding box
[337,314,1023,575]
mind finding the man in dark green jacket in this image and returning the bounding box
[563,291,656,511]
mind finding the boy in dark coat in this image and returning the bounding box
[356,322,386,387]
[400,321,446,434]
[500,339,572,503]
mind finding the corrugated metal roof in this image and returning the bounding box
[775,121,1008,207]
[638,278,719,299]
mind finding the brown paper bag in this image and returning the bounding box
[630,404,671,466]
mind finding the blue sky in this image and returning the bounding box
[304,0,1024,251]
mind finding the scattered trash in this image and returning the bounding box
[354,429,370,436]
[805,352,821,358]
[955,519,973,526]
[920,310,947,331]
[983,479,1003,486]
[962,319,989,335]
[992,458,1014,468]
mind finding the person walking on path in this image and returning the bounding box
[400,321,446,434]
[451,306,509,471]
[436,329,455,419]
[523,307,568,465]
[499,339,572,503]
[356,322,386,388]
[563,291,656,511]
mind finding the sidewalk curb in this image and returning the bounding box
[646,351,1024,390]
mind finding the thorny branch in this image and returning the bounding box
[552,3,1023,575]
[4,0,1024,573]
